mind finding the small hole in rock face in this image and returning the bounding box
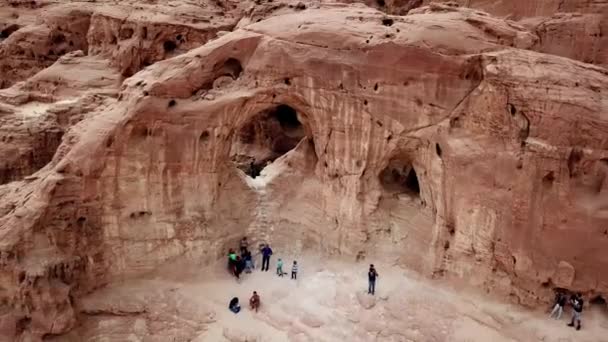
[542,171,555,187]
[376,0,386,6]
[200,131,209,141]
[0,24,20,39]
[435,143,442,157]
[382,18,394,26]
[444,241,450,250]
[373,83,379,91]
[77,216,86,223]
[176,34,182,41]
[163,40,177,52]
[168,99,176,107]
[364,99,368,105]
[512,256,517,265]
[447,224,456,235]
[216,58,243,79]
[284,78,291,85]
[508,103,517,116]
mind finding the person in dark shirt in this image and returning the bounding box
[549,292,566,319]
[244,249,254,273]
[567,293,584,330]
[261,244,273,271]
[229,297,240,314]
[368,264,379,295]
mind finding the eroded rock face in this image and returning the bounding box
[423,0,608,68]
[0,0,607,340]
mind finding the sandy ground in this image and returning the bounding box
[74,254,608,342]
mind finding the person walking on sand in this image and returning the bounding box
[291,260,298,280]
[549,291,566,319]
[250,291,260,312]
[368,264,379,295]
[261,244,273,271]
[568,293,584,330]
[276,258,284,277]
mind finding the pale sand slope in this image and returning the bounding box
[74,254,608,342]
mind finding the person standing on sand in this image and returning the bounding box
[261,244,273,271]
[568,293,584,330]
[277,258,284,277]
[244,249,254,273]
[549,291,566,319]
[291,260,298,280]
[368,264,379,295]
[250,291,260,312]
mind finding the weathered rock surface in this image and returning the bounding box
[425,0,608,67]
[0,0,607,340]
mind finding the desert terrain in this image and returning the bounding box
[0,0,607,341]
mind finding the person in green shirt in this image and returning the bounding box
[276,258,284,277]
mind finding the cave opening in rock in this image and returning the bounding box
[379,157,421,197]
[230,104,308,178]
[591,295,606,306]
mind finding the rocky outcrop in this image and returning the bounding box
[424,0,608,68]
[0,0,607,340]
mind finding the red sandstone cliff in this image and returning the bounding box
[0,0,607,340]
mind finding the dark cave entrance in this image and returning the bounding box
[231,104,307,178]
[591,295,607,307]
[379,157,421,197]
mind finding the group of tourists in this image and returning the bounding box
[549,291,584,330]
[226,237,380,315]
[227,237,300,282]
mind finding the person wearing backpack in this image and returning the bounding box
[368,264,379,295]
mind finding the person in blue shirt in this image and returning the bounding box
[368,264,379,295]
[261,244,273,271]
